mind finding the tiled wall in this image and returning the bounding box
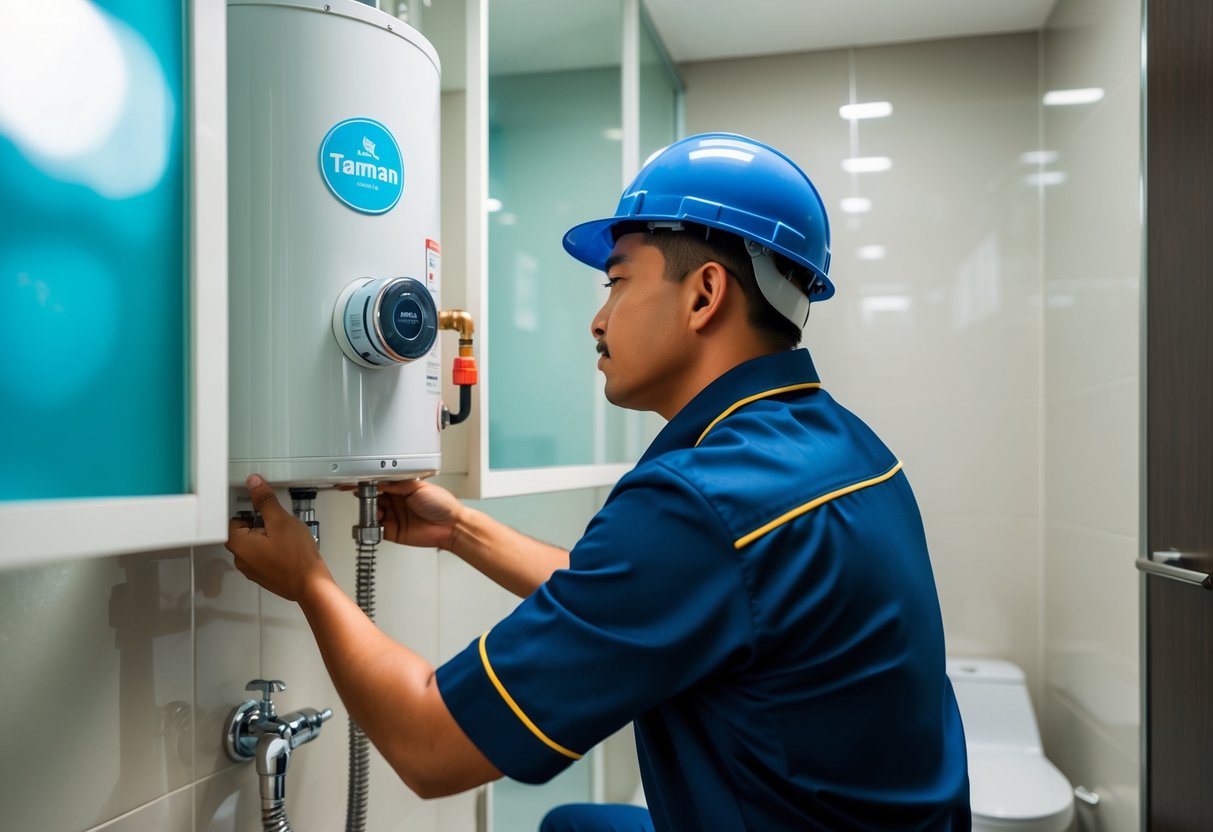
[1041,0,1142,830]
[0,486,605,832]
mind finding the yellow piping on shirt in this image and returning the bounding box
[694,382,822,447]
[478,631,583,760]
[734,461,904,549]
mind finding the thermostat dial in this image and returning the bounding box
[333,276,438,368]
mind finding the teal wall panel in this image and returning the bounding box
[0,1,187,500]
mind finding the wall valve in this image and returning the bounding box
[225,679,332,831]
[225,679,332,762]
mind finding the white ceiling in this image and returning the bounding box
[642,0,1059,63]
[422,0,1062,87]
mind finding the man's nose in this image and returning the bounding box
[590,304,607,339]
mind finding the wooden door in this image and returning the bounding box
[1143,1,1213,828]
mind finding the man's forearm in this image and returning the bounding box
[297,572,501,797]
[449,506,570,597]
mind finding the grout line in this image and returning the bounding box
[1036,23,1049,714]
[85,781,196,832]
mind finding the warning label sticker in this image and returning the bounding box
[426,359,441,394]
[426,239,440,291]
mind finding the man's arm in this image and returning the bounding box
[227,475,501,798]
[378,479,569,597]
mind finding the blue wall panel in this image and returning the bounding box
[0,1,187,500]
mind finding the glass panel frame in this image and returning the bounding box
[440,0,682,499]
[485,0,626,472]
[638,0,685,167]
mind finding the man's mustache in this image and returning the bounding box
[596,341,609,358]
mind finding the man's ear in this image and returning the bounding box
[686,261,731,332]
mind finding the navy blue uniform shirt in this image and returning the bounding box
[437,348,971,830]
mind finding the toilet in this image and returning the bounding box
[947,658,1075,831]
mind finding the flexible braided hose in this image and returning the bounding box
[346,482,379,832]
[261,800,293,832]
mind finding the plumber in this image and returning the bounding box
[227,132,971,831]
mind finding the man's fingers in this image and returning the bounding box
[227,516,251,540]
[382,492,402,539]
[246,474,291,524]
[377,478,426,496]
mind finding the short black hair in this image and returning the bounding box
[612,221,806,350]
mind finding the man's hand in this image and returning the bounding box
[226,474,334,602]
[376,479,465,551]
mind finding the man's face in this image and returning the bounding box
[590,232,693,416]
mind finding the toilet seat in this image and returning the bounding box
[969,749,1074,831]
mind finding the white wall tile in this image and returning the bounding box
[1042,78,1141,399]
[1042,0,1142,817]
[847,398,1039,520]
[1043,379,1139,538]
[0,549,193,832]
[1043,522,1139,756]
[195,766,261,832]
[195,539,261,780]
[1043,688,1141,832]
[1045,0,1142,98]
[923,514,1042,692]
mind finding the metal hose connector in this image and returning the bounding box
[346,481,380,832]
[261,800,293,832]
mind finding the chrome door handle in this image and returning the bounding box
[1136,552,1213,589]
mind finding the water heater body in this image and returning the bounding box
[228,0,442,486]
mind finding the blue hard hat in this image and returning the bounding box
[562,132,834,302]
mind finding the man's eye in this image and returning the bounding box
[602,277,621,289]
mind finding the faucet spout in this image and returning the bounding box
[255,731,291,801]
[279,706,334,749]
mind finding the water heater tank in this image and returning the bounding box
[228,0,442,486]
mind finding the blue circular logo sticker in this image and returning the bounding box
[318,117,404,214]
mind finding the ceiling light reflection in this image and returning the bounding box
[1019,150,1059,165]
[1025,171,1067,187]
[689,148,754,163]
[839,101,893,120]
[860,294,912,324]
[857,245,886,260]
[1043,87,1105,106]
[840,197,872,214]
[842,156,892,173]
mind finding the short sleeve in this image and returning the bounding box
[435,461,756,784]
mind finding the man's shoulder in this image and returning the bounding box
[646,392,902,544]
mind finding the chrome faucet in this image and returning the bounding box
[225,679,332,832]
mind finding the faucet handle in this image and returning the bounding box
[246,678,287,696]
[245,679,286,717]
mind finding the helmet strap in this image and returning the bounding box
[746,240,811,329]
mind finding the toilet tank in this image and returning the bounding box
[947,658,1043,752]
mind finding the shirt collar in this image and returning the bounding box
[639,348,822,463]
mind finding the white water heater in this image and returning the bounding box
[228,0,444,486]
